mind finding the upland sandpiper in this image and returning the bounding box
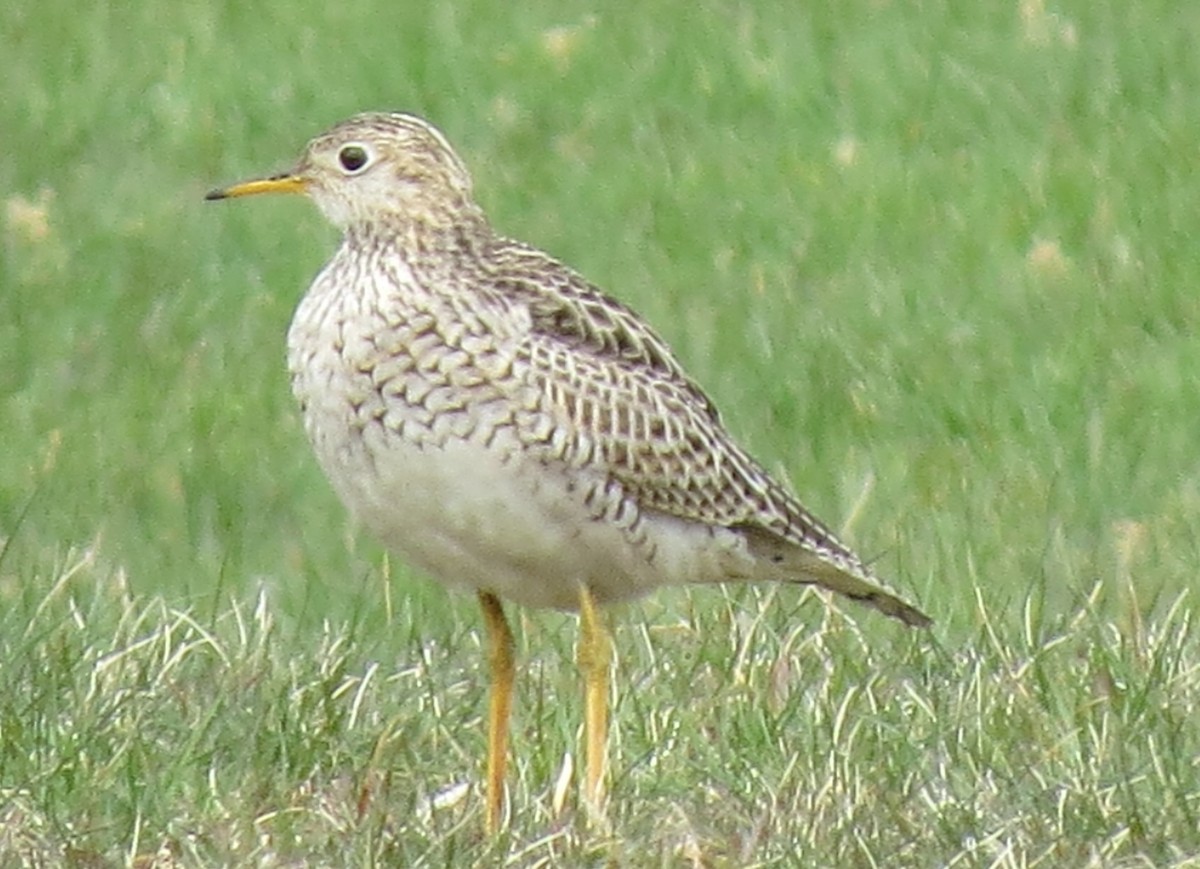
[206,112,930,833]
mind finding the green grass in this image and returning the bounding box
[3,0,1199,864]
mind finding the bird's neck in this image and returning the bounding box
[344,211,491,259]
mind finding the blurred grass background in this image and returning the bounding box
[2,0,1199,865]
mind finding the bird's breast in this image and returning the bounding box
[287,260,516,472]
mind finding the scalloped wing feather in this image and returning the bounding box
[487,239,930,627]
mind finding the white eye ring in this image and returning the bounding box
[337,143,371,174]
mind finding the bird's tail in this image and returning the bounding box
[740,526,931,628]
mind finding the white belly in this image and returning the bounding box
[307,411,750,609]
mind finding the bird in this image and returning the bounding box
[205,111,930,833]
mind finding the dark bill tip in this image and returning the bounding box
[202,175,307,201]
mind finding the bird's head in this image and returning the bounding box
[206,112,484,236]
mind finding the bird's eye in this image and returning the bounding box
[338,144,370,173]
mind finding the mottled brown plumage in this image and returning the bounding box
[206,111,929,831]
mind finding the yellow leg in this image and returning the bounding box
[577,584,611,823]
[479,591,514,835]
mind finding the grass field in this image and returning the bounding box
[3,0,1199,865]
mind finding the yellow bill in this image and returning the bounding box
[205,174,307,201]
